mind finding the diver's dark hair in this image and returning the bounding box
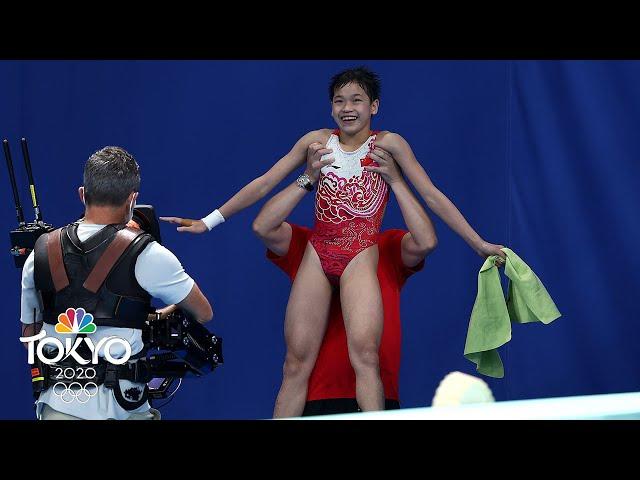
[329,66,381,102]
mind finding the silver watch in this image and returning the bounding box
[296,173,315,192]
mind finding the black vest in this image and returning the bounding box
[33,223,153,329]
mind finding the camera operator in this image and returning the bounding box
[20,146,212,420]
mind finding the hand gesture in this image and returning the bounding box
[159,216,209,233]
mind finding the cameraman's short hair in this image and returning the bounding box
[83,146,140,207]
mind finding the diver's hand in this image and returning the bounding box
[160,216,209,234]
[476,241,506,267]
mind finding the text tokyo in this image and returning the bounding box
[20,330,132,365]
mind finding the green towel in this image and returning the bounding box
[463,248,561,378]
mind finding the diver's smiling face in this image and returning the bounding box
[331,82,379,135]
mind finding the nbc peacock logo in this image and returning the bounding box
[55,308,97,335]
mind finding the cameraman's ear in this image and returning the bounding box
[78,187,85,205]
[130,191,139,205]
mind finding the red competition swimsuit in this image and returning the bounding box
[309,130,389,285]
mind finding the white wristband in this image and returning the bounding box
[201,209,225,231]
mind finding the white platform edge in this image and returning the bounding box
[285,391,640,420]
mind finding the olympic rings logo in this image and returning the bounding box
[51,366,99,403]
[52,381,99,404]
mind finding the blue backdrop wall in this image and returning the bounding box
[1,60,638,419]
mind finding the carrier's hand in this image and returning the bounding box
[159,216,209,233]
[477,241,506,266]
[364,147,402,185]
[304,142,334,182]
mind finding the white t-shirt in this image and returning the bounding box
[20,222,195,420]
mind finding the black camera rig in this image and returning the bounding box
[144,308,223,399]
[3,138,54,268]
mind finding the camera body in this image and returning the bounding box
[10,223,54,268]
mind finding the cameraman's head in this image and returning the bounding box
[79,146,140,224]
